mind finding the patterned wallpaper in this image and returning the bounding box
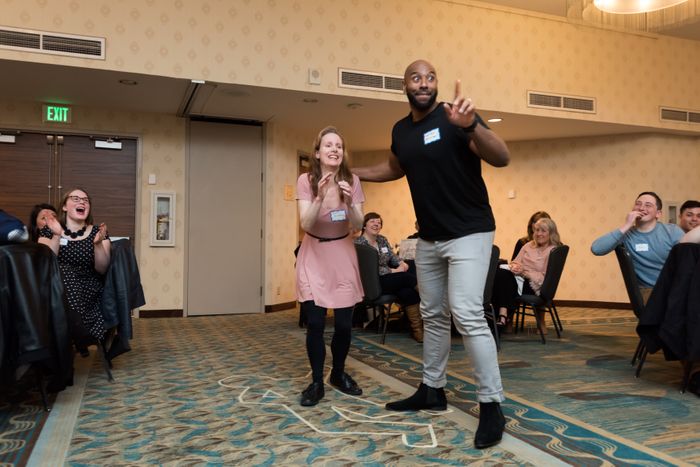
[2,0,700,307]
[1,0,699,130]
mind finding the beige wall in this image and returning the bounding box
[355,133,700,303]
[3,0,700,307]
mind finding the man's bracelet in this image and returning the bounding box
[463,118,479,133]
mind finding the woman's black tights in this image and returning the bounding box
[302,301,354,383]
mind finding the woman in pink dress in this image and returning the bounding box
[296,126,365,406]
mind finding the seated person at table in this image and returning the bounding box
[355,212,423,342]
[28,203,58,242]
[591,191,683,302]
[38,188,111,354]
[679,200,700,233]
[493,218,562,334]
[512,211,551,260]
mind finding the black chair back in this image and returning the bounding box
[483,244,501,350]
[614,245,645,318]
[355,243,382,302]
[483,244,500,305]
[539,245,569,302]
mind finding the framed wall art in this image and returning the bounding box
[150,191,175,247]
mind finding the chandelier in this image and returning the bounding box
[593,0,689,14]
[567,0,699,33]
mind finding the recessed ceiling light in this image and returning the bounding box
[347,103,363,110]
[118,79,138,86]
[487,118,502,123]
[302,98,318,104]
[191,79,206,84]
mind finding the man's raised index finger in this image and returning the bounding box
[454,79,461,99]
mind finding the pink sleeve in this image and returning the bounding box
[296,174,312,201]
[351,174,365,204]
[528,245,554,291]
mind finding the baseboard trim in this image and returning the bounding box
[139,309,183,318]
[137,302,628,316]
[265,301,297,313]
[555,300,632,310]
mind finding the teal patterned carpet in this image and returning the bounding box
[4,307,699,465]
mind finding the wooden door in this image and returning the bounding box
[59,135,137,238]
[0,132,52,224]
[0,131,137,239]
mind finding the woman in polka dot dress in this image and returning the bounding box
[39,188,111,349]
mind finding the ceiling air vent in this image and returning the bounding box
[660,108,688,122]
[659,107,700,125]
[527,91,596,114]
[338,68,404,94]
[0,29,40,50]
[0,26,104,59]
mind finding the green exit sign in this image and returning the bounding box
[43,104,72,123]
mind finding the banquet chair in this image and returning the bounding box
[513,245,569,344]
[355,243,400,345]
[614,245,649,377]
[483,244,502,350]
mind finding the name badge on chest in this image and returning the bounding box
[60,237,68,246]
[423,128,441,145]
[635,243,649,252]
[380,246,389,254]
[330,209,347,222]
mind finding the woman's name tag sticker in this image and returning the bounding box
[330,209,347,222]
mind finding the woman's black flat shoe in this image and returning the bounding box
[300,382,325,406]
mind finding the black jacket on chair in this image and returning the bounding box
[0,243,73,391]
[637,243,700,361]
[100,239,146,359]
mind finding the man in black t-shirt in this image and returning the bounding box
[354,59,510,449]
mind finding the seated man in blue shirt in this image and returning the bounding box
[591,191,684,302]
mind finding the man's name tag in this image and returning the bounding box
[330,209,347,222]
[423,128,441,145]
[635,243,649,252]
[380,246,389,254]
[59,237,68,246]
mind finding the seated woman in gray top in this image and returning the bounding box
[354,212,423,342]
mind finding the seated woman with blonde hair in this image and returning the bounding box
[493,217,562,334]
